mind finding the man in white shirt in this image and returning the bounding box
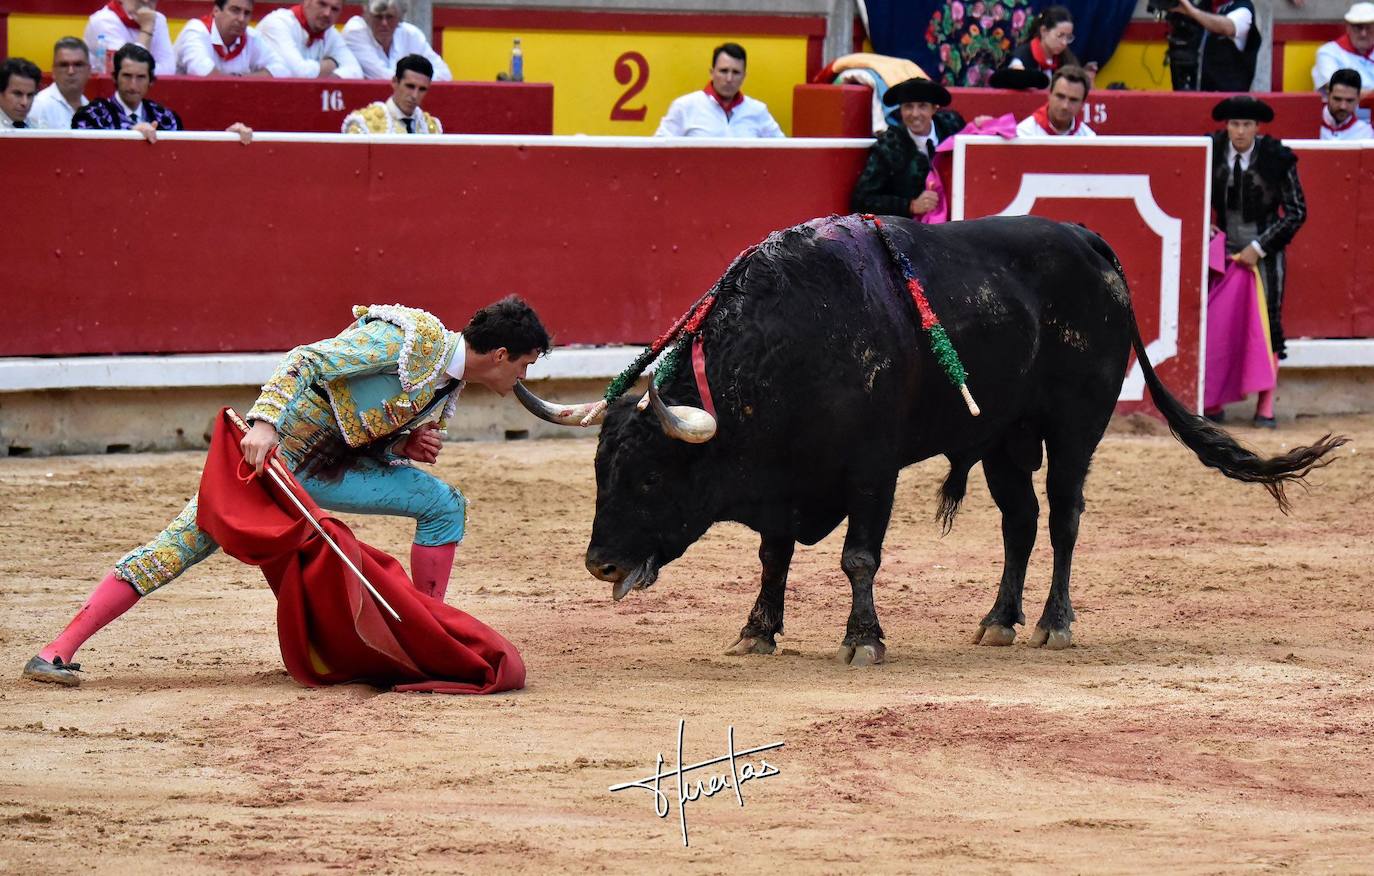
[176,0,289,77]
[0,58,41,130]
[343,0,450,81]
[29,38,91,130]
[1320,68,1373,139]
[341,54,443,134]
[1015,66,1096,138]
[1313,2,1374,97]
[655,42,784,138]
[258,0,362,79]
[84,0,174,74]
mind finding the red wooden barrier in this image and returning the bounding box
[73,75,554,135]
[794,85,1334,141]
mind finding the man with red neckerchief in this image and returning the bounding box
[1015,66,1096,139]
[1313,2,1374,97]
[259,0,362,79]
[84,0,174,73]
[175,0,289,77]
[654,42,784,138]
[1320,68,1373,139]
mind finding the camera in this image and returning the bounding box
[1146,0,1181,11]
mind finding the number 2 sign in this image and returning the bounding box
[610,52,649,122]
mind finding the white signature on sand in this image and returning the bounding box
[608,719,783,847]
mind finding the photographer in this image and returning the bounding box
[1156,0,1260,91]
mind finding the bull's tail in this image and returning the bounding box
[1116,261,1348,513]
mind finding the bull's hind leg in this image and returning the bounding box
[1030,438,1094,650]
[726,535,794,656]
[837,475,897,667]
[972,450,1038,646]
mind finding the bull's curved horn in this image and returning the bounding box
[648,382,717,443]
[514,381,607,427]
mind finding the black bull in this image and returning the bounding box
[520,214,1346,664]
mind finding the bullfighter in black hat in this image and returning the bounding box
[1206,94,1307,427]
[850,77,966,220]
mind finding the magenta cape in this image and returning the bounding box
[1205,233,1277,411]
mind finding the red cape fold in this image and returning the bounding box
[196,408,525,694]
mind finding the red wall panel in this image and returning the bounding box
[4,136,866,356]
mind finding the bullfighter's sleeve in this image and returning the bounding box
[850,141,911,217]
[1258,162,1307,254]
[246,321,400,429]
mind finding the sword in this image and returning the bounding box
[226,408,403,623]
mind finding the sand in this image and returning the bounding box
[2,414,1371,873]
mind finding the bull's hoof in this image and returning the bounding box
[1029,626,1072,650]
[724,636,776,656]
[836,643,886,666]
[971,624,1017,646]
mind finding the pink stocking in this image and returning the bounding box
[1256,355,1279,419]
[39,571,141,664]
[410,543,457,601]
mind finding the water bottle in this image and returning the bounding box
[93,34,107,75]
[510,37,523,82]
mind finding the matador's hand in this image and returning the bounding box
[240,420,280,475]
[401,423,444,464]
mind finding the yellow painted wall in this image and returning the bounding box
[1284,41,1323,91]
[1095,39,1171,91]
[8,15,90,68]
[443,28,808,135]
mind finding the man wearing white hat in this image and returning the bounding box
[1312,2,1374,95]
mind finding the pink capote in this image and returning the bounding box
[1204,233,1277,411]
[195,409,525,695]
[921,112,1019,225]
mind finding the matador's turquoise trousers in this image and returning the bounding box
[114,454,466,597]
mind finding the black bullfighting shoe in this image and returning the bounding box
[1253,415,1277,429]
[21,655,83,687]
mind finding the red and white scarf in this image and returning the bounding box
[199,14,247,61]
[291,4,326,47]
[1336,33,1374,60]
[106,0,141,31]
[704,83,744,117]
[1031,104,1080,136]
[1030,37,1061,73]
[1322,104,1358,134]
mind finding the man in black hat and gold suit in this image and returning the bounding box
[1208,94,1307,427]
[850,78,965,219]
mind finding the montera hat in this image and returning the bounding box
[1211,94,1275,123]
[883,77,952,107]
[1346,2,1374,25]
[987,66,1051,91]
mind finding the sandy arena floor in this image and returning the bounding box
[1,414,1371,874]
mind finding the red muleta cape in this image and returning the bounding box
[196,409,525,694]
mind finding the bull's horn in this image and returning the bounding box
[514,380,607,427]
[648,382,717,443]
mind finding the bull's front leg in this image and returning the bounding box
[726,535,794,656]
[837,476,896,667]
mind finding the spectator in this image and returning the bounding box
[85,0,174,75]
[175,0,290,78]
[258,0,362,79]
[1015,66,1095,137]
[1321,68,1372,138]
[343,0,450,82]
[1002,6,1098,84]
[1205,95,1306,427]
[0,58,41,130]
[29,38,91,130]
[1170,0,1260,91]
[850,78,965,219]
[1312,2,1374,96]
[654,42,784,138]
[342,53,442,134]
[72,43,180,141]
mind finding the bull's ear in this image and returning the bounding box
[514,381,607,427]
[648,383,716,443]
